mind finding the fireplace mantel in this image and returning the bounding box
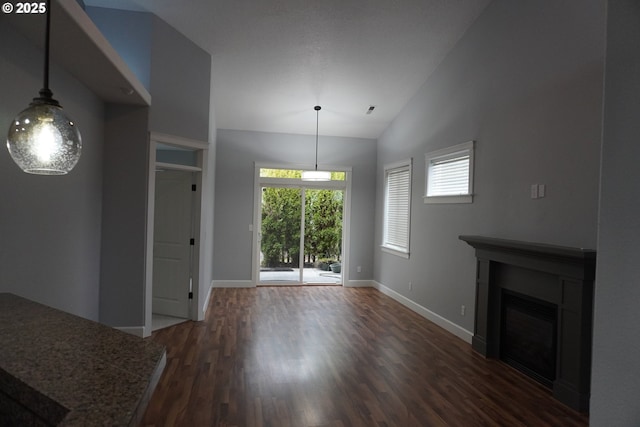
[459,235,596,412]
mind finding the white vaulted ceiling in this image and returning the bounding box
[84,0,491,139]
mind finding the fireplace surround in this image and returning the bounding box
[459,236,596,412]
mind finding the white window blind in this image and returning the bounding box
[424,141,474,204]
[428,153,470,196]
[383,160,411,257]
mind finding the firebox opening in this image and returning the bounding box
[500,291,558,388]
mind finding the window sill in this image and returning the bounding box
[381,245,410,259]
[423,195,473,204]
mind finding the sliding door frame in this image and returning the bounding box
[252,162,352,286]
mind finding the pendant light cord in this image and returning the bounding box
[36,0,55,103]
[43,0,51,92]
[314,105,321,171]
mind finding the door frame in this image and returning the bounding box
[145,132,208,337]
[252,162,352,286]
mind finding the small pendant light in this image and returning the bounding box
[301,105,331,181]
[6,0,82,175]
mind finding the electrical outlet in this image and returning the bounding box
[409,281,413,290]
[531,184,538,199]
[357,266,362,273]
[538,184,546,198]
[461,305,466,316]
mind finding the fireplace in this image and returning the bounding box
[459,236,596,412]
[501,291,557,388]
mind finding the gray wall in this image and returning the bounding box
[86,7,152,90]
[0,23,104,320]
[149,16,211,141]
[214,129,376,282]
[88,8,211,142]
[88,8,213,326]
[591,1,640,424]
[374,0,605,332]
[201,76,217,309]
[99,105,150,327]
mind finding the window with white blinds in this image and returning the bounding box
[382,159,412,258]
[425,141,474,204]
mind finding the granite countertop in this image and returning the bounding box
[0,293,165,426]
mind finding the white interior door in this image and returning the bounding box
[153,170,194,318]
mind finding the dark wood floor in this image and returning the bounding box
[141,287,589,426]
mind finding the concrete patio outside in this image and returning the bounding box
[259,267,342,284]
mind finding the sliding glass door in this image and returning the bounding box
[259,186,302,283]
[302,189,343,284]
[258,184,343,285]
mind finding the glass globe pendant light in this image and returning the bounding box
[301,105,331,181]
[6,0,81,175]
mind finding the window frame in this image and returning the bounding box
[381,158,412,259]
[424,141,475,204]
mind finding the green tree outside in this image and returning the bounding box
[304,189,343,264]
[261,186,302,267]
[260,169,343,269]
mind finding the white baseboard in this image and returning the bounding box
[203,282,214,313]
[372,281,473,344]
[344,279,374,288]
[115,326,146,338]
[212,280,255,288]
